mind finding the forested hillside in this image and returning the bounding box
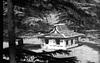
[3,0,100,63]
[3,0,100,38]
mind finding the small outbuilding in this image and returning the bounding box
[38,23,85,50]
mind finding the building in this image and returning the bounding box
[38,23,85,50]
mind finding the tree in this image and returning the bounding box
[7,0,16,63]
[3,47,79,63]
[3,0,100,35]
[3,0,100,63]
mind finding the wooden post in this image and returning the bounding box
[78,37,81,41]
[7,0,16,63]
[73,39,75,45]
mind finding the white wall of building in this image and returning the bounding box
[23,38,42,44]
[41,38,80,50]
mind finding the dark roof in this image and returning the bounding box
[38,24,85,39]
[39,33,64,39]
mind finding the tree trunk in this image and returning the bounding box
[0,37,2,62]
[7,0,16,63]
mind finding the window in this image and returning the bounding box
[56,39,60,44]
[49,39,56,45]
[66,40,68,45]
[45,39,49,44]
[71,39,73,45]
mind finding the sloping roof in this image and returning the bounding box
[38,23,85,38]
[41,32,65,38]
[59,30,84,37]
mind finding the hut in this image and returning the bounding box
[38,23,85,50]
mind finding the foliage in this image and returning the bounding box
[57,0,100,31]
[3,47,79,63]
[3,0,100,63]
[3,0,100,35]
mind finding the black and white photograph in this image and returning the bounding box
[3,0,100,63]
